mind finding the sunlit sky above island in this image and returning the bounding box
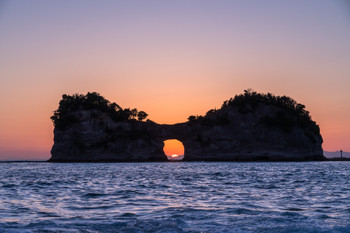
[0,0,349,160]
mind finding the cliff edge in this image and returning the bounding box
[49,90,325,162]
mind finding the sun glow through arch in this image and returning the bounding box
[163,139,184,161]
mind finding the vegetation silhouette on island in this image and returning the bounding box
[49,90,325,162]
[51,92,149,130]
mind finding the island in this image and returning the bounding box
[49,90,325,162]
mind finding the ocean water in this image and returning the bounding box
[1,162,350,233]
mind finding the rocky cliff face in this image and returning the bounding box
[49,91,325,162]
[179,104,324,161]
[50,110,166,161]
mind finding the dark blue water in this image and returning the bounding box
[1,162,350,232]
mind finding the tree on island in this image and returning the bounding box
[51,92,148,130]
[137,111,148,121]
[187,89,320,136]
[188,115,197,122]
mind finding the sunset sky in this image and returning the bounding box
[0,0,349,160]
[163,139,185,160]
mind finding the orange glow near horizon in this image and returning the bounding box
[163,139,185,160]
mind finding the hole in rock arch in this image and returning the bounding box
[163,139,185,161]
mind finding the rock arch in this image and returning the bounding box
[49,91,325,162]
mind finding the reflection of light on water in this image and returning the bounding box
[168,154,184,161]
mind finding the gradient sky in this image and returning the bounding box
[0,0,349,160]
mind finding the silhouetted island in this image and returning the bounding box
[49,90,325,162]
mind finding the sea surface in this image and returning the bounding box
[1,162,350,233]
